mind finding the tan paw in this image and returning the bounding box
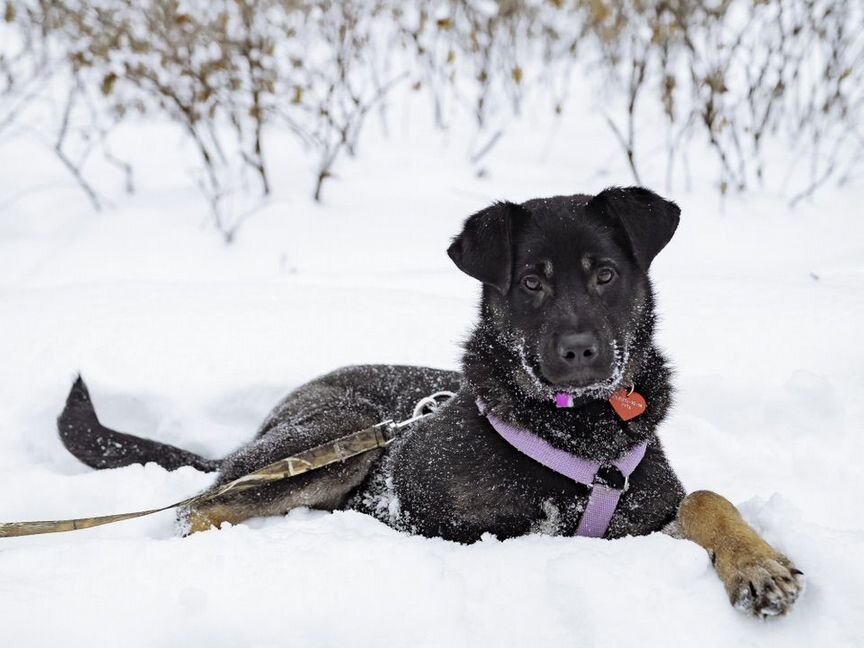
[718,549,804,618]
[176,504,232,536]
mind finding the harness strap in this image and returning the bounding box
[479,402,648,538]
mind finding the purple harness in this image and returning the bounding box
[478,399,648,538]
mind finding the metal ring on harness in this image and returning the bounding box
[412,391,456,418]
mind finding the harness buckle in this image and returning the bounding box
[594,464,628,491]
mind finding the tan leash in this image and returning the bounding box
[0,391,455,539]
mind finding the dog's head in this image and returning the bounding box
[449,186,679,400]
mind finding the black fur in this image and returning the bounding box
[447,201,525,293]
[57,186,686,542]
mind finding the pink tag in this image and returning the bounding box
[554,393,574,408]
[608,390,647,421]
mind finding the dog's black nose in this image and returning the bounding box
[556,332,600,366]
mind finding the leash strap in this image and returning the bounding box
[0,391,458,539]
[480,403,648,538]
[0,421,395,538]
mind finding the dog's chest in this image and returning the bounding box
[354,397,678,542]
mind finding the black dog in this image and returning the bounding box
[58,186,802,617]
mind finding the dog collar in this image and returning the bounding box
[478,400,648,538]
[555,389,647,422]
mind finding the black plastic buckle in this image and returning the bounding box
[594,464,627,491]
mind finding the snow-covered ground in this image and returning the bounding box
[1,88,862,647]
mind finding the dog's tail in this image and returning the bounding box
[57,376,220,472]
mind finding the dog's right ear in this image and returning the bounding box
[447,202,526,294]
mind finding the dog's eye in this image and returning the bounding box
[596,267,616,285]
[522,275,542,291]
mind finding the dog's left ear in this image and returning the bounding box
[447,201,526,293]
[588,186,680,270]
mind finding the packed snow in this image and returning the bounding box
[0,86,862,647]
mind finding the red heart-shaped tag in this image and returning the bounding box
[609,390,647,421]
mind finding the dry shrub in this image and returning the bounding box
[1,0,861,239]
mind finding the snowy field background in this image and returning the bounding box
[1,84,863,647]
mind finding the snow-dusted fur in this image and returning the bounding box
[59,187,686,542]
[356,190,685,540]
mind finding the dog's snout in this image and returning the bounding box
[556,332,600,366]
[540,327,612,387]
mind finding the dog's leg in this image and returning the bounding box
[179,450,384,535]
[180,482,352,534]
[178,483,341,535]
[675,490,803,618]
[180,493,313,535]
[183,503,255,534]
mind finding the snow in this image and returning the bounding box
[1,86,863,647]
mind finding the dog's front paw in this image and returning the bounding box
[717,546,804,618]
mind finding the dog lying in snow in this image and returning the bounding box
[59,186,802,617]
